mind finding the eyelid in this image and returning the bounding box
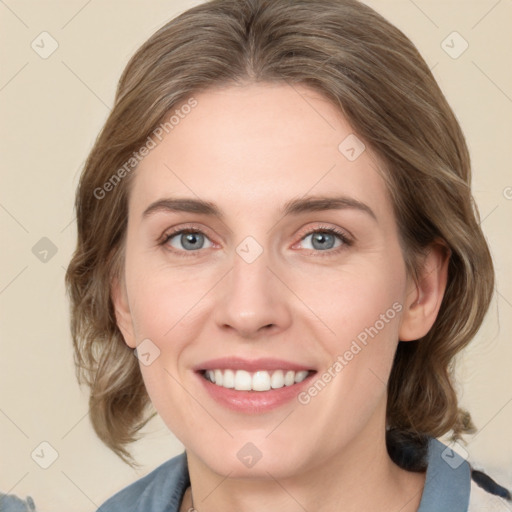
[159,223,214,243]
[291,224,353,256]
[295,223,354,245]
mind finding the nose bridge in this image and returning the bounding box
[231,235,276,312]
[213,233,292,337]
[233,238,270,293]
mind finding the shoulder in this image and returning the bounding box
[425,438,511,511]
[97,451,190,512]
[0,493,36,512]
[416,437,511,511]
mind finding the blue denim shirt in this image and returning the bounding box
[96,438,471,511]
[0,438,478,511]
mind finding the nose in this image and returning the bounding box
[213,246,293,340]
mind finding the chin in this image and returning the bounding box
[188,438,315,480]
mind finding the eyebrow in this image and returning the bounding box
[142,195,377,221]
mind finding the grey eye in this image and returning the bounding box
[301,231,342,251]
[167,231,213,251]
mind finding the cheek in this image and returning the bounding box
[296,254,407,415]
[291,264,406,435]
[299,260,406,347]
[128,272,206,346]
[125,265,210,436]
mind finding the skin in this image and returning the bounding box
[112,82,449,512]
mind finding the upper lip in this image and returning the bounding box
[194,357,315,373]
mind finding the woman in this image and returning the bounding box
[59,0,510,510]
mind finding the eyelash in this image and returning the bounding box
[159,224,353,258]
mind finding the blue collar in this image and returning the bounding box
[417,437,471,511]
[98,437,471,511]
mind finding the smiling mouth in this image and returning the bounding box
[200,369,316,391]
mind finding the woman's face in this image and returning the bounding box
[114,83,420,477]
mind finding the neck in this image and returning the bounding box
[182,422,426,512]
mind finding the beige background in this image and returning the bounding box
[1,0,511,510]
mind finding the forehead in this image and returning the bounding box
[129,82,392,221]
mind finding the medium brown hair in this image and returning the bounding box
[65,0,494,464]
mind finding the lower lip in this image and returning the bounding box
[196,371,316,413]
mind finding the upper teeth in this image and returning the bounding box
[204,369,310,391]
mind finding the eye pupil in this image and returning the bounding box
[312,232,335,250]
[182,232,203,250]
